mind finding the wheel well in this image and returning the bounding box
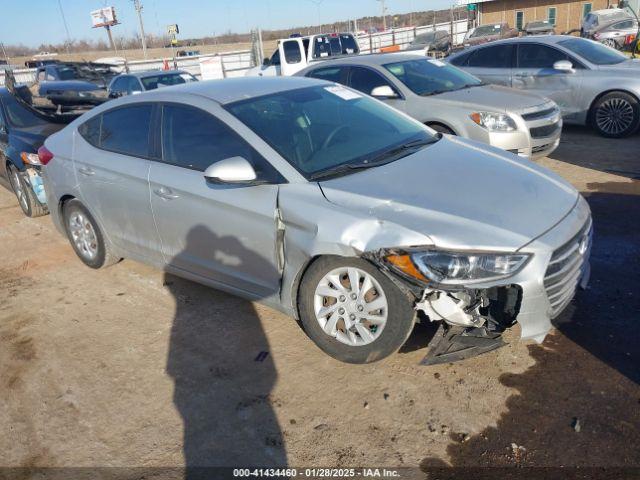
[588,89,640,121]
[58,194,75,218]
[292,255,322,320]
[426,122,456,135]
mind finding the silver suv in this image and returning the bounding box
[41,77,591,364]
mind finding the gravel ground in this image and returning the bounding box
[0,125,638,474]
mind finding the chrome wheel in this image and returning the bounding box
[313,266,388,346]
[10,169,29,212]
[595,97,635,136]
[68,211,98,261]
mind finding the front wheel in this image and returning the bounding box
[298,256,416,364]
[590,92,640,138]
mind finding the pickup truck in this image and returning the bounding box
[33,62,117,106]
[245,33,360,77]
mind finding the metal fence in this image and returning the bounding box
[0,19,469,86]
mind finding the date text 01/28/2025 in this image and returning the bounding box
[232,468,401,477]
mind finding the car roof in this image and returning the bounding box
[457,35,575,49]
[139,76,329,105]
[303,52,427,68]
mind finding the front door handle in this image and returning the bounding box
[78,166,95,176]
[153,187,180,200]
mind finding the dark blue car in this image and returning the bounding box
[34,62,114,107]
[0,87,73,217]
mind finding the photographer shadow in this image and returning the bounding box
[164,225,286,476]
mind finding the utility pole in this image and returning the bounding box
[377,0,387,31]
[57,0,72,54]
[132,0,148,59]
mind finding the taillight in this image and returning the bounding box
[37,145,54,166]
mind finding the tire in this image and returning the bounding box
[63,199,119,269]
[428,123,455,135]
[298,256,416,364]
[7,164,47,218]
[590,91,640,138]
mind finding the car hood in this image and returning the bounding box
[432,84,551,113]
[319,136,578,251]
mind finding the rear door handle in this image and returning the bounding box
[153,186,180,200]
[78,166,95,176]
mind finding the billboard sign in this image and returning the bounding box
[91,7,118,28]
[167,24,180,35]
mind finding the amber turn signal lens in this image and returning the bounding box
[385,254,430,283]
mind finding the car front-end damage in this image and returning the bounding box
[362,195,592,364]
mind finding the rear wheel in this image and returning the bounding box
[590,91,640,138]
[7,165,47,218]
[298,256,416,364]
[63,199,118,269]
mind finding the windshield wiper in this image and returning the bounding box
[309,138,439,181]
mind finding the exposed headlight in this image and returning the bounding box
[386,250,531,285]
[470,112,518,132]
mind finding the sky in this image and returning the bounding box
[0,0,455,47]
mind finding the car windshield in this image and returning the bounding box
[411,32,437,45]
[140,72,197,90]
[226,85,437,179]
[384,58,483,96]
[558,38,627,65]
[470,25,501,37]
[2,94,49,128]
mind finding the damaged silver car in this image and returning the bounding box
[42,77,592,364]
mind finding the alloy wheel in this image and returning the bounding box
[595,97,635,136]
[313,266,388,346]
[68,211,98,261]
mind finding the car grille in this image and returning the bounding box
[530,122,562,139]
[522,107,558,121]
[544,218,593,318]
[532,143,553,154]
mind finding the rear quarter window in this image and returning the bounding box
[78,115,102,147]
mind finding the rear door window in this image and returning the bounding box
[468,44,514,68]
[100,105,153,157]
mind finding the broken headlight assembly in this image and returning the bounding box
[470,112,517,132]
[385,250,531,286]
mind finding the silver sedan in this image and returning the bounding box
[448,36,640,138]
[42,77,591,364]
[297,53,562,159]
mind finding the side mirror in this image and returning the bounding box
[553,60,574,72]
[263,57,270,66]
[204,157,257,184]
[371,85,398,99]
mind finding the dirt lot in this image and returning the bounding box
[0,126,639,476]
